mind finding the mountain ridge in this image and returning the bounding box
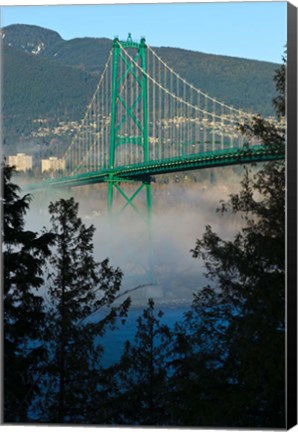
[2,24,280,154]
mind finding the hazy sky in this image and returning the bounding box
[1,1,287,63]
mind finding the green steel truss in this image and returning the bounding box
[107,35,154,283]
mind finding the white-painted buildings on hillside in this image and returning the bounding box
[41,157,65,173]
[8,153,33,171]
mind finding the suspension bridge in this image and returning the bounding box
[27,34,284,191]
[26,34,285,289]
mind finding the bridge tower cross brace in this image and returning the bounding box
[107,34,154,281]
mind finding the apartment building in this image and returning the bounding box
[41,157,66,173]
[8,153,33,171]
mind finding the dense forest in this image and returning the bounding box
[3,54,286,427]
[2,24,278,154]
[2,44,98,146]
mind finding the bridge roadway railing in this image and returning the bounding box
[25,143,284,193]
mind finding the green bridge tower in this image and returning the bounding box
[107,34,155,287]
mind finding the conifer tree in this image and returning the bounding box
[42,197,130,423]
[110,299,172,425]
[2,164,54,422]
[187,55,286,427]
[167,304,230,426]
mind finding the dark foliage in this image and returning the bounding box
[38,197,130,423]
[2,164,54,422]
[186,55,286,428]
[107,299,172,425]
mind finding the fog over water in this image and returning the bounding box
[17,165,263,367]
[23,166,248,305]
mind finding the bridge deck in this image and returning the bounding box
[25,145,284,192]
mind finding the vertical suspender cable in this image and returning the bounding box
[212,100,216,151]
[221,104,224,150]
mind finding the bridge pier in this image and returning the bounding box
[106,174,157,293]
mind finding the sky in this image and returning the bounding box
[1,0,288,63]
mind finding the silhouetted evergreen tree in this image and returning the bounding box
[109,299,172,425]
[167,303,231,426]
[187,55,286,427]
[2,164,54,422]
[40,197,130,423]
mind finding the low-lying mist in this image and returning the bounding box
[24,166,248,305]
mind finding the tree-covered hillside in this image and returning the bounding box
[43,37,112,74]
[2,45,98,150]
[2,24,112,74]
[2,24,279,154]
[155,47,277,115]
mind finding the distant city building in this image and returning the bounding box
[42,157,66,173]
[8,153,32,172]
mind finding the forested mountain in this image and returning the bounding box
[2,24,112,73]
[2,24,279,154]
[155,47,278,116]
[2,44,98,143]
[2,24,63,55]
